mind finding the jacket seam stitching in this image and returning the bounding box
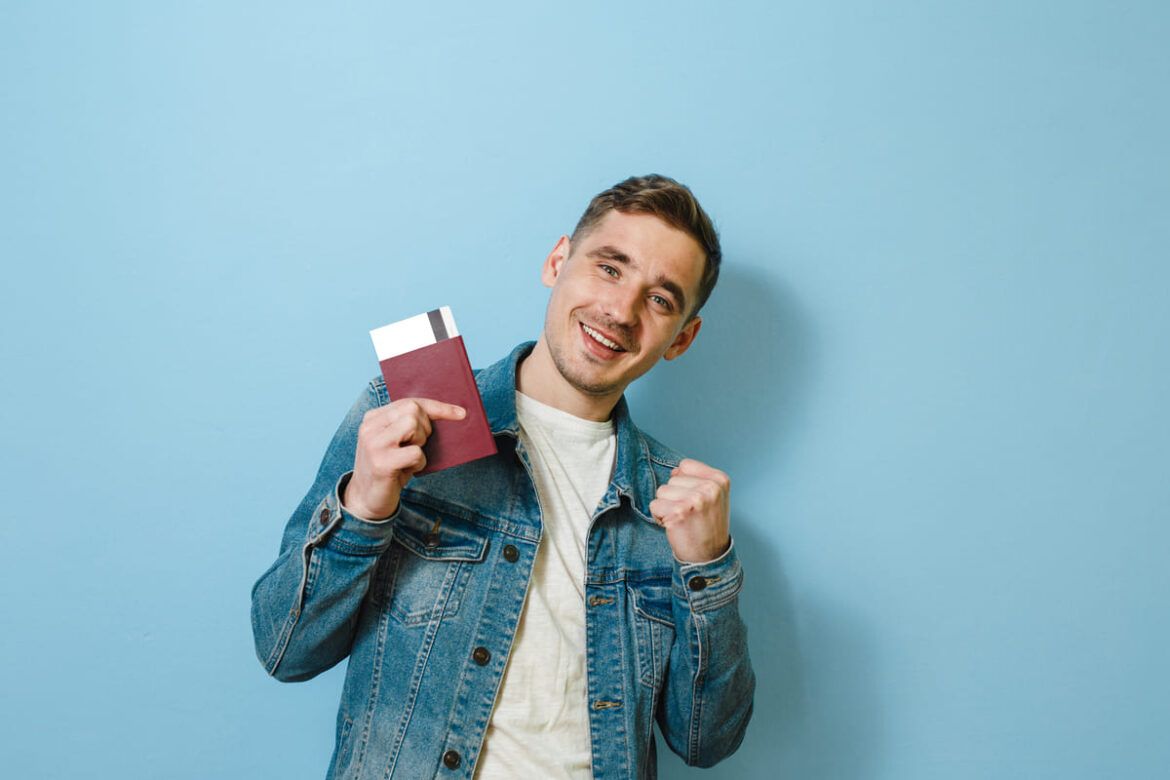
[321,534,392,557]
[689,584,743,614]
[647,453,680,469]
[384,574,449,779]
[688,611,707,764]
[264,541,313,675]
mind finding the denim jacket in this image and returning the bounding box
[251,341,755,779]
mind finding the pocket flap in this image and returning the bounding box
[394,507,489,562]
[628,581,675,627]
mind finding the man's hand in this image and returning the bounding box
[649,458,732,564]
[341,398,466,520]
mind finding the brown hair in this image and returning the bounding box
[570,174,721,321]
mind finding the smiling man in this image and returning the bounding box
[252,175,756,780]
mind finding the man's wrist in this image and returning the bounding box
[339,472,396,523]
[672,536,732,566]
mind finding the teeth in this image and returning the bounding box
[583,324,624,351]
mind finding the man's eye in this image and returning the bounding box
[651,295,673,310]
[600,264,618,277]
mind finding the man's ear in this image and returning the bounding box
[541,235,571,288]
[664,315,702,361]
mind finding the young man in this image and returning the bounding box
[251,175,755,779]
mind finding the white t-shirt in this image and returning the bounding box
[473,391,617,779]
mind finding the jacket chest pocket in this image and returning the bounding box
[628,581,676,689]
[373,508,489,627]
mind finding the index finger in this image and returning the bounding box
[672,458,729,485]
[406,397,467,422]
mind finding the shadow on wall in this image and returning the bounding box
[631,265,884,779]
[630,263,811,474]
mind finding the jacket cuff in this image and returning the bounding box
[672,537,743,613]
[305,471,399,555]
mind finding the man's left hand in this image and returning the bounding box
[649,458,732,564]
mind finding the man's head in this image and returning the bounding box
[530,174,722,411]
[570,174,722,322]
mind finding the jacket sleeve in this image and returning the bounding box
[250,379,400,682]
[657,539,756,767]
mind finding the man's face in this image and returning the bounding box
[539,209,706,400]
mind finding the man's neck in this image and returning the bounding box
[515,337,621,422]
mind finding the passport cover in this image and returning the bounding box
[377,335,497,474]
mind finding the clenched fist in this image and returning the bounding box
[649,458,732,564]
[341,398,466,521]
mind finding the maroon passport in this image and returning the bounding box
[377,335,497,474]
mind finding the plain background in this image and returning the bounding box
[2,2,1167,778]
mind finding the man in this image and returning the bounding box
[251,174,755,779]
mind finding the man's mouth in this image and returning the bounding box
[580,322,628,353]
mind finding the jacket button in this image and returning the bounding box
[503,544,519,563]
[472,646,490,665]
[318,508,330,525]
[442,749,461,769]
[424,532,440,548]
[687,576,708,591]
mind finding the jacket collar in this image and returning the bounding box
[478,340,659,525]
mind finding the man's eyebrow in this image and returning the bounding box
[586,245,689,313]
[654,276,688,315]
[587,245,636,266]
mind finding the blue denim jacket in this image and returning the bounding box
[251,341,754,779]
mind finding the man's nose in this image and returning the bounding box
[603,285,641,327]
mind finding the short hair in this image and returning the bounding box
[570,174,721,321]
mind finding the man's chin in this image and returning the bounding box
[556,354,628,397]
[564,370,623,397]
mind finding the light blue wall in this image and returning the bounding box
[2,2,1167,778]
